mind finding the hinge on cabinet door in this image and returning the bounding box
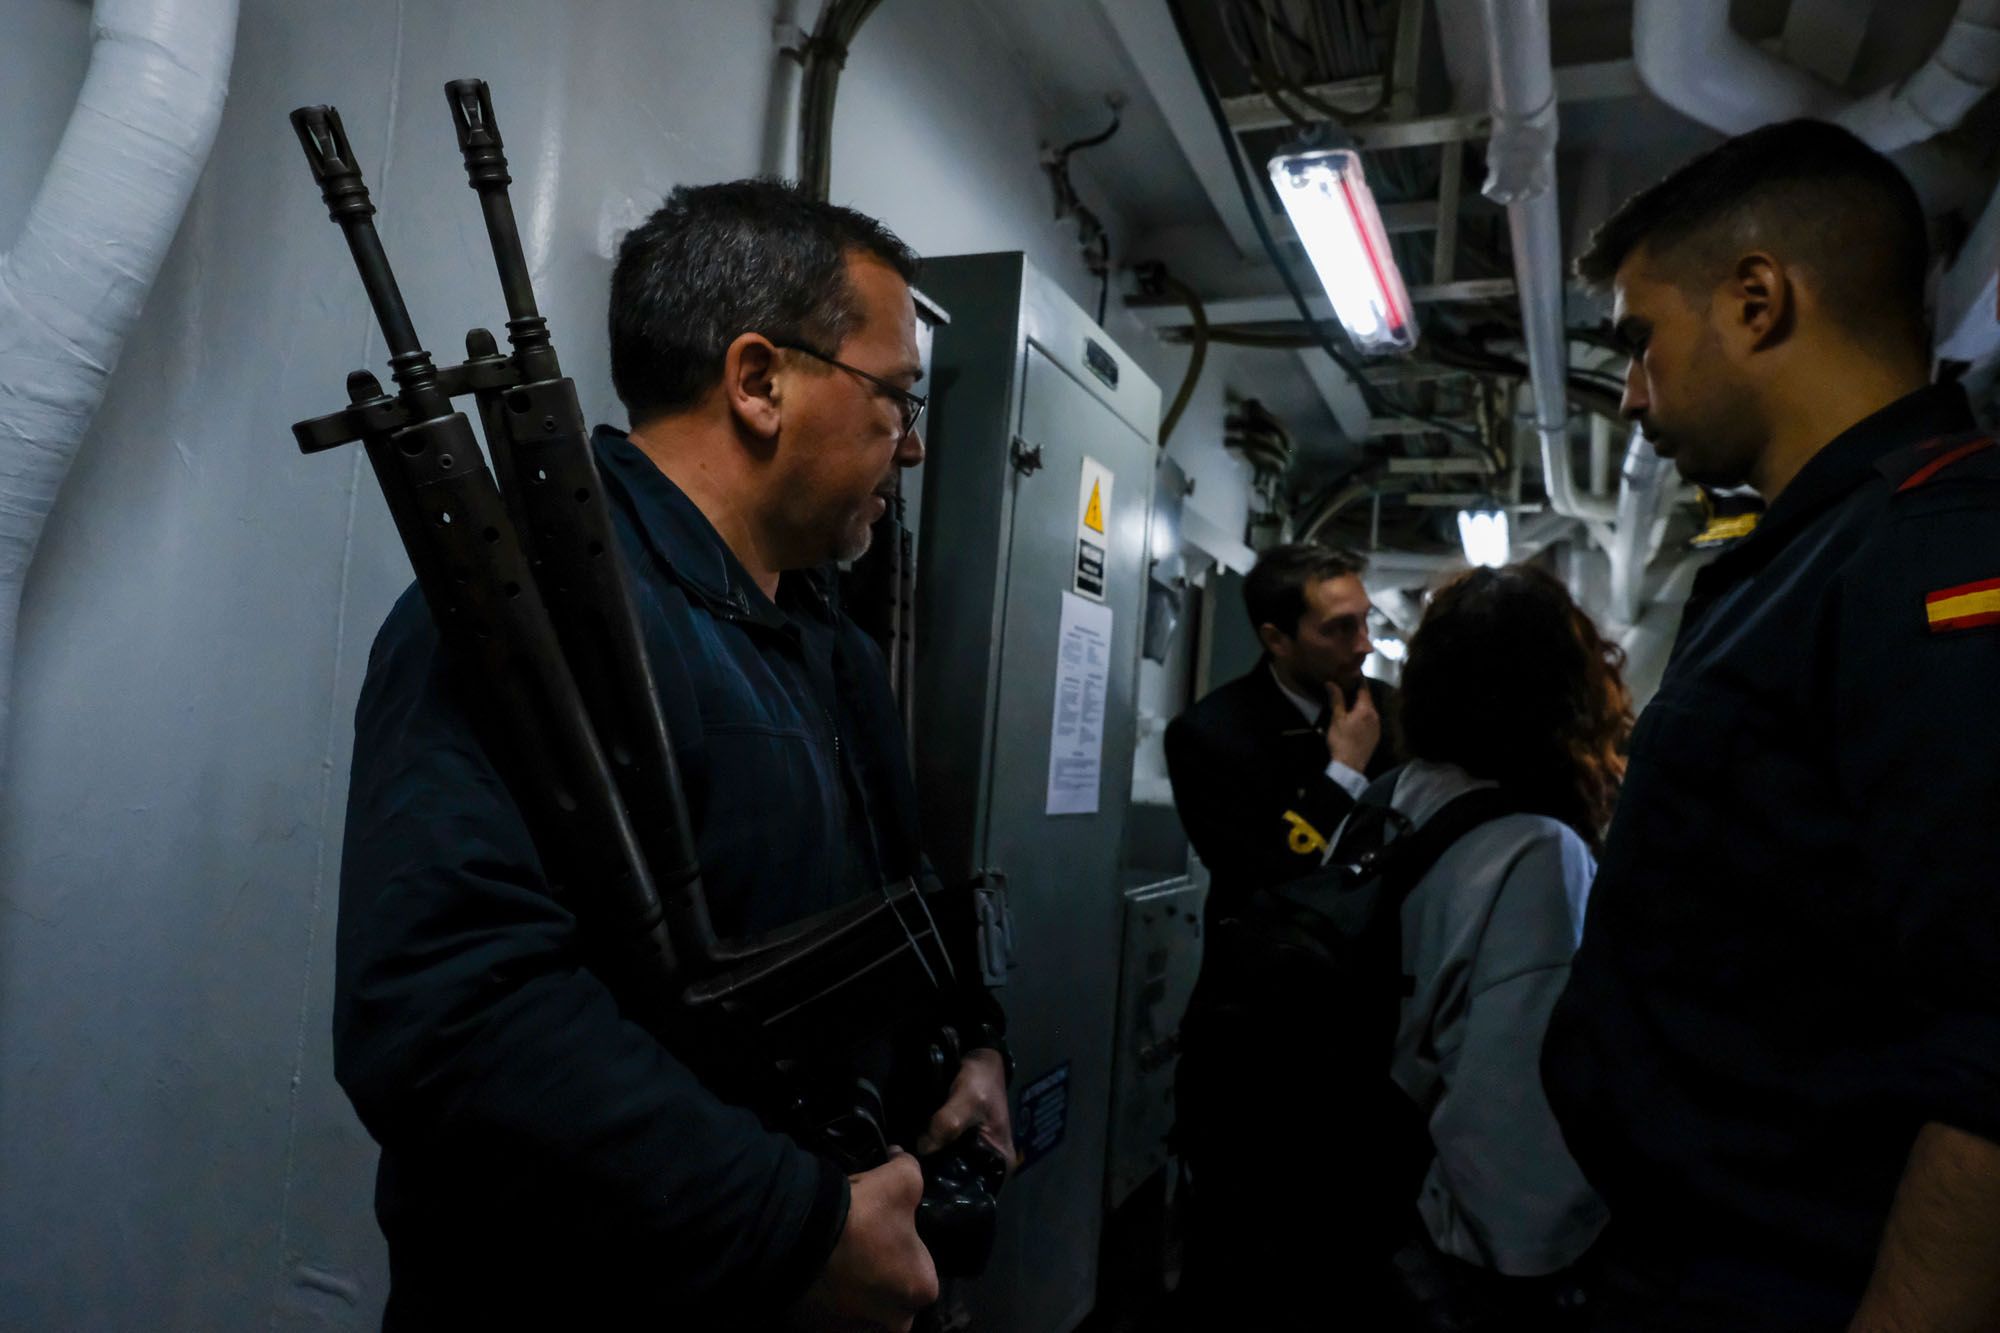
[971,868,1016,986]
[1009,436,1045,477]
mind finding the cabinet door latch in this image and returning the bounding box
[1009,437,1045,477]
[971,868,1015,987]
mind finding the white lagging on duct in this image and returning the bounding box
[1477,0,1616,532]
[1606,425,1672,628]
[1837,0,2000,149]
[1633,0,2000,153]
[0,0,240,777]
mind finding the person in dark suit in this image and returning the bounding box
[1163,543,1407,1331]
[1166,543,1401,921]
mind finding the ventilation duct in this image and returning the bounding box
[0,0,238,776]
[1838,0,2000,150]
[1633,0,2000,152]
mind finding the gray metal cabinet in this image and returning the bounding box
[913,254,1159,1333]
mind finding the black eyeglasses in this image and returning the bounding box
[773,341,928,438]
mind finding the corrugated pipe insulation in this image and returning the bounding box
[0,0,239,777]
[1633,0,2000,151]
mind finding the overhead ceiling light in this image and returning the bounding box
[1457,503,1509,568]
[1267,147,1417,356]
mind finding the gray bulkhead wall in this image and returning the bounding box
[0,0,1256,1326]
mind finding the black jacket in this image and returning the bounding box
[1164,664,1402,916]
[337,427,996,1330]
[1545,384,2000,1326]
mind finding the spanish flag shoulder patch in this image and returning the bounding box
[1925,577,2000,633]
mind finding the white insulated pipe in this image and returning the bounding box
[1936,169,2000,364]
[1837,0,2000,152]
[1633,0,2000,153]
[1477,0,1616,526]
[1631,0,1842,135]
[0,0,239,776]
[1606,426,1671,627]
[1588,412,1614,498]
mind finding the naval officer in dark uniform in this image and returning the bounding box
[1543,120,2000,1331]
[1165,543,1402,921]
[1163,543,1406,1329]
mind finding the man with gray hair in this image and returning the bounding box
[336,180,1011,1331]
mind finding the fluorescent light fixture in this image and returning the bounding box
[1457,505,1509,568]
[1268,147,1417,355]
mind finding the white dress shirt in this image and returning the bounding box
[1269,664,1370,800]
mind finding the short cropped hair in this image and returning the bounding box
[609,179,920,425]
[1574,119,1928,357]
[1243,543,1368,638]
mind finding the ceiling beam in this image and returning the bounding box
[1396,494,1544,510]
[1126,279,1517,329]
[1098,0,1266,257]
[1222,58,1642,134]
[1219,77,1384,130]
[1294,348,1372,440]
[1362,361,1474,386]
[1383,456,1496,473]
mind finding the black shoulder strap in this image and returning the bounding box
[1377,787,1526,899]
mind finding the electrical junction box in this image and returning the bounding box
[912,253,1159,1333]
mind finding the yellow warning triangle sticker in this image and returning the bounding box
[1083,480,1105,533]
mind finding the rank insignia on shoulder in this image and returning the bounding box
[1282,809,1328,856]
[1925,577,2000,633]
[1895,436,1995,493]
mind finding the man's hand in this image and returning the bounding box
[1325,678,1381,774]
[914,1048,1016,1180]
[794,1151,938,1332]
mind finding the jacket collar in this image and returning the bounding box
[1248,656,1332,739]
[1267,662,1323,724]
[590,424,837,631]
[1744,382,1973,554]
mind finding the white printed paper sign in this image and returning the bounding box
[1046,591,1114,815]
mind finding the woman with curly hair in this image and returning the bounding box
[1375,563,1633,1328]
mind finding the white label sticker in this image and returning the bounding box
[1046,591,1114,815]
[1074,456,1113,600]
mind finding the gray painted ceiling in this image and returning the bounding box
[967,0,1991,475]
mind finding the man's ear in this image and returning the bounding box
[1727,251,1794,351]
[721,332,783,443]
[1256,622,1290,659]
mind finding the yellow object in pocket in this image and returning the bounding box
[1282,809,1327,857]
